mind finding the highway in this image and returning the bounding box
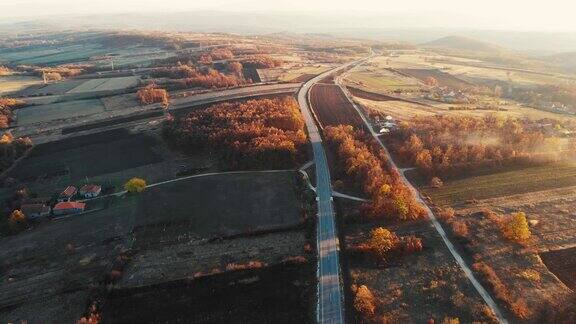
[336,66,509,324]
[297,58,367,324]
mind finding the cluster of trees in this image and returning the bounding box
[157,66,246,90]
[0,97,25,128]
[0,66,12,76]
[241,55,282,69]
[164,97,307,169]
[325,125,426,220]
[510,84,576,111]
[388,115,565,180]
[209,48,234,60]
[136,84,170,106]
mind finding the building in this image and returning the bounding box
[53,201,86,216]
[58,186,77,202]
[80,184,102,198]
[21,204,51,219]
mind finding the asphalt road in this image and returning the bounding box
[336,66,509,324]
[297,59,367,324]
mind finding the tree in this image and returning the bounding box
[430,177,443,188]
[424,76,438,87]
[367,227,399,261]
[9,209,27,232]
[503,212,531,242]
[354,285,376,317]
[124,178,147,193]
[45,72,62,82]
[441,317,459,324]
[137,84,170,105]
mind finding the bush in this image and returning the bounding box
[367,227,399,261]
[137,84,169,106]
[124,178,147,193]
[354,285,376,317]
[502,212,531,242]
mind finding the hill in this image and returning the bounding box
[545,52,576,73]
[423,35,504,53]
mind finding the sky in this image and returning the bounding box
[2,0,576,31]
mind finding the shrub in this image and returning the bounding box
[502,212,531,242]
[430,176,443,188]
[438,207,455,221]
[137,84,169,106]
[441,317,459,324]
[354,285,376,317]
[451,220,469,238]
[124,178,147,193]
[8,209,27,232]
[367,227,399,261]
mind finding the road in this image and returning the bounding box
[297,58,369,324]
[336,67,509,324]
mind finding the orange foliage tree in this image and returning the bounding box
[325,125,426,220]
[388,115,568,180]
[164,96,307,169]
[136,84,169,106]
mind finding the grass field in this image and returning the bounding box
[423,163,576,205]
[67,76,139,93]
[16,99,105,125]
[0,75,43,95]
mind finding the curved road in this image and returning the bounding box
[297,59,368,324]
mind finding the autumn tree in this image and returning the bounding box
[354,285,376,317]
[44,72,62,82]
[137,84,169,105]
[228,62,243,76]
[124,178,147,193]
[9,209,27,232]
[367,227,399,261]
[503,212,531,242]
[424,76,438,87]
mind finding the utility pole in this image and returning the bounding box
[110,58,115,71]
[42,70,47,85]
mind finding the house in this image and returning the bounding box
[58,186,77,202]
[53,201,86,216]
[21,204,51,219]
[80,184,102,198]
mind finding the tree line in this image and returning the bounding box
[163,96,307,169]
[325,125,426,221]
[387,115,572,181]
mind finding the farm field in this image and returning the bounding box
[338,202,497,323]
[0,44,108,66]
[279,65,331,82]
[0,75,43,95]
[343,68,420,92]
[15,99,106,125]
[0,195,137,322]
[541,247,576,290]
[134,171,303,237]
[7,128,166,187]
[18,76,139,96]
[398,68,473,89]
[309,83,364,127]
[422,163,576,206]
[104,263,315,323]
[355,96,576,121]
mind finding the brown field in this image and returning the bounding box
[397,68,474,89]
[338,202,498,323]
[347,86,398,101]
[541,247,576,290]
[310,84,363,128]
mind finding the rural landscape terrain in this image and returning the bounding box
[1,7,576,324]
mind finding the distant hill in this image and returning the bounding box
[545,52,576,72]
[423,36,505,53]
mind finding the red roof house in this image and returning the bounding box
[58,186,77,202]
[53,201,85,216]
[80,184,102,198]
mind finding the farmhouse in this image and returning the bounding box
[58,186,77,202]
[21,204,51,219]
[53,201,86,216]
[80,184,102,198]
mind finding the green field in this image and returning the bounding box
[423,163,576,205]
[16,99,106,125]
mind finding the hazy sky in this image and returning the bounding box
[2,0,576,31]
